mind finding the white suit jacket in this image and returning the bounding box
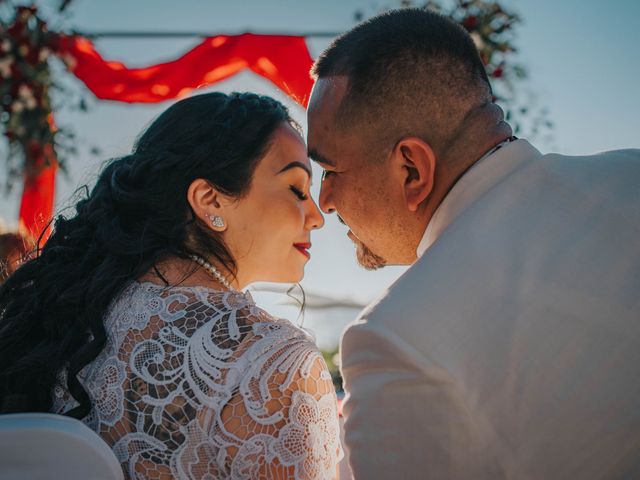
[340,140,640,479]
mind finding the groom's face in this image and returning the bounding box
[307,77,396,270]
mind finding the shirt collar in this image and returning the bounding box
[416,139,542,258]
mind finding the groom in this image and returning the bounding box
[307,8,640,480]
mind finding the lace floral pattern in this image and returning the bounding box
[273,391,342,480]
[53,282,343,479]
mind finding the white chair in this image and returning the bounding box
[0,412,123,480]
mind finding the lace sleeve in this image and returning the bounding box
[55,284,343,480]
[216,335,343,480]
[160,295,343,479]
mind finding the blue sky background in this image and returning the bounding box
[1,0,638,347]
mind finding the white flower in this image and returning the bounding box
[471,31,485,50]
[59,52,77,70]
[18,84,33,99]
[0,40,10,52]
[11,101,24,113]
[0,57,13,77]
[38,47,50,62]
[25,97,37,110]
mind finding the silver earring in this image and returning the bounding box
[209,215,225,229]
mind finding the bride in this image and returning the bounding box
[0,92,343,479]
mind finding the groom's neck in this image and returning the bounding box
[415,102,513,251]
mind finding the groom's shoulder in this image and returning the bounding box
[537,147,640,179]
[340,277,406,344]
[339,281,420,362]
[339,253,467,366]
[342,258,442,338]
[534,147,640,208]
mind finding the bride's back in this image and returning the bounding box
[54,281,341,479]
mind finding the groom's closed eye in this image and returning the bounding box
[322,170,336,181]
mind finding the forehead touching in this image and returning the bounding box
[307,77,351,167]
[261,123,312,178]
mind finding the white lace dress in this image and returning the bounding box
[53,281,343,479]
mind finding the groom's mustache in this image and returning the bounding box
[337,215,347,226]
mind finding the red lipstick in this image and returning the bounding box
[293,242,311,259]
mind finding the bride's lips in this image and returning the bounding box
[293,242,311,259]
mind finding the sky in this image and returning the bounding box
[1,0,639,348]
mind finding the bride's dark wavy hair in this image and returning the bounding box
[0,91,296,418]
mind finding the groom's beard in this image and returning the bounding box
[352,235,387,271]
[338,215,387,270]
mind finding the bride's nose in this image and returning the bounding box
[305,198,325,230]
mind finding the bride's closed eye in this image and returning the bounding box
[290,185,308,201]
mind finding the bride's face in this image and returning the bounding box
[224,123,324,287]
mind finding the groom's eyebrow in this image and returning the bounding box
[308,148,335,167]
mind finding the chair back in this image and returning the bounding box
[0,413,123,480]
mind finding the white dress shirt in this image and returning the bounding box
[340,140,640,479]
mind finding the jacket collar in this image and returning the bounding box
[417,139,542,258]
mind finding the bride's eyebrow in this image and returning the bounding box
[277,161,312,178]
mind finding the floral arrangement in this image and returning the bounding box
[0,1,553,199]
[0,5,59,190]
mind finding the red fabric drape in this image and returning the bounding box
[18,145,57,245]
[57,33,314,106]
[20,33,315,243]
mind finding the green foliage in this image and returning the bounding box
[0,1,96,192]
[0,5,58,188]
[321,348,343,393]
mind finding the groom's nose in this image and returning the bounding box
[318,182,336,214]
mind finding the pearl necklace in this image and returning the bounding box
[189,254,234,290]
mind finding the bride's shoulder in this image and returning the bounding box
[109,281,314,346]
[108,281,256,323]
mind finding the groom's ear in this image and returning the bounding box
[391,137,436,212]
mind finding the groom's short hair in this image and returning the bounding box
[311,8,493,157]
